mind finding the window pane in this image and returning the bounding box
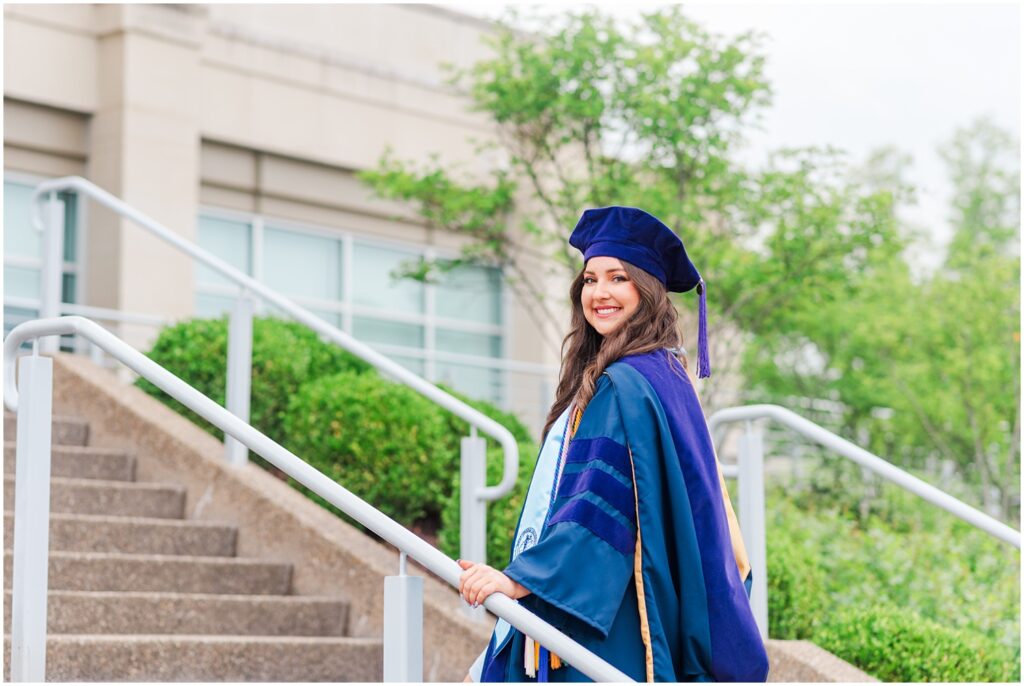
[352,242,424,314]
[436,361,502,405]
[5,266,40,299]
[436,264,502,325]
[195,292,235,319]
[352,316,424,348]
[4,182,40,258]
[62,273,76,303]
[310,309,341,328]
[264,227,341,301]
[197,216,251,288]
[436,328,501,358]
[388,354,425,376]
[60,190,77,262]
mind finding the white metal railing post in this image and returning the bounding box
[38,192,64,355]
[383,552,424,681]
[10,349,54,681]
[460,428,487,620]
[737,419,768,640]
[225,292,254,465]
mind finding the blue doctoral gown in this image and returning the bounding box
[480,350,769,682]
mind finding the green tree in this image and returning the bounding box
[360,7,905,412]
[744,120,1020,522]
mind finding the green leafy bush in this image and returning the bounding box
[766,526,825,640]
[437,439,539,568]
[425,383,539,567]
[282,370,456,524]
[815,604,1019,682]
[137,316,370,443]
[765,487,1020,681]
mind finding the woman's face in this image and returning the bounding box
[581,256,641,336]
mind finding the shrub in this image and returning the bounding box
[766,527,826,640]
[281,370,456,524]
[137,316,371,444]
[814,604,1020,682]
[437,439,540,569]
[428,382,540,567]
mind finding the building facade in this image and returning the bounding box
[4,4,563,432]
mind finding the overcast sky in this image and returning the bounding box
[443,1,1021,271]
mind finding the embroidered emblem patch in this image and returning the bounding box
[514,527,538,556]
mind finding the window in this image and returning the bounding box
[195,209,506,404]
[3,176,80,342]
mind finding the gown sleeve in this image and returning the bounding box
[503,374,636,640]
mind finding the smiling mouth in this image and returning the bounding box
[594,306,622,318]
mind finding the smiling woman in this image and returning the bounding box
[458,207,769,682]
[580,257,641,336]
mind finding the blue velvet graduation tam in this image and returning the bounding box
[570,206,711,378]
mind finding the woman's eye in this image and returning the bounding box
[613,275,628,282]
[583,277,596,284]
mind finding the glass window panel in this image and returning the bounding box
[197,215,251,288]
[436,361,502,405]
[5,266,40,299]
[310,309,341,328]
[352,242,424,314]
[388,354,425,377]
[195,292,235,319]
[62,273,76,303]
[264,227,341,301]
[4,183,78,263]
[436,328,501,358]
[60,190,77,262]
[436,264,502,325]
[352,316,424,348]
[4,182,40,259]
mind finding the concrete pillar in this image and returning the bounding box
[86,5,206,351]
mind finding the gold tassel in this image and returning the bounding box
[550,652,562,670]
[534,639,540,671]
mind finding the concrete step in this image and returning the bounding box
[4,551,292,595]
[3,634,383,681]
[3,590,348,637]
[4,413,89,447]
[3,512,236,556]
[4,475,185,519]
[4,443,136,481]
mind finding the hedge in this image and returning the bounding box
[766,527,826,640]
[137,316,370,444]
[814,604,1019,682]
[282,370,456,525]
[437,439,540,568]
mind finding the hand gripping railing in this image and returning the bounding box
[3,316,633,683]
[30,175,512,572]
[707,403,1022,640]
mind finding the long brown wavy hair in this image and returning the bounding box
[542,260,688,439]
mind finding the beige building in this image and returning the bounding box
[3,3,563,432]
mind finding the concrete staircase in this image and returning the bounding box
[1,354,876,682]
[3,412,382,681]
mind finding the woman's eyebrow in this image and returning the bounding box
[584,268,627,275]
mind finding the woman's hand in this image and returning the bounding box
[458,559,530,607]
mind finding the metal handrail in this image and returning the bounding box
[30,175,518,501]
[3,316,633,682]
[708,404,1021,548]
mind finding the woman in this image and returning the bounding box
[459,206,769,682]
